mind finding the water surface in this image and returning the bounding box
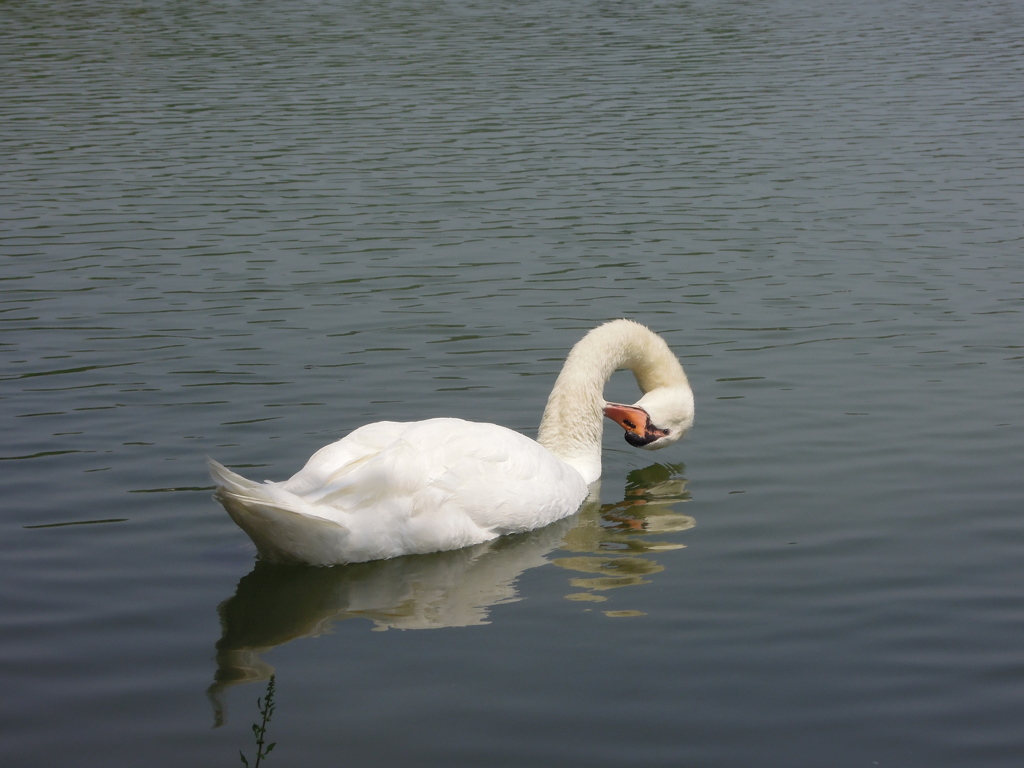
[2,0,1023,766]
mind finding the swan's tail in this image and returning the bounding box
[208,458,349,566]
[208,458,266,498]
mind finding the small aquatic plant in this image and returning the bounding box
[240,675,276,767]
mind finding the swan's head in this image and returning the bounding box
[603,386,694,451]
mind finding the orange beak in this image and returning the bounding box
[603,402,650,440]
[604,402,670,448]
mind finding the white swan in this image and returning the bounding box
[209,319,694,565]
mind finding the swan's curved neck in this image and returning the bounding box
[537,320,687,484]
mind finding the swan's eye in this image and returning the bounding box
[663,429,671,435]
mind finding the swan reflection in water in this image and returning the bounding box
[208,462,693,722]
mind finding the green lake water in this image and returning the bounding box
[2,1,1023,765]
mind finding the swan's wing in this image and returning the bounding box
[212,418,589,564]
[277,421,409,497]
[287,418,587,538]
[414,419,590,535]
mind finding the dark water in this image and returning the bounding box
[2,0,1023,765]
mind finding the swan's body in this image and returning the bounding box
[210,319,694,565]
